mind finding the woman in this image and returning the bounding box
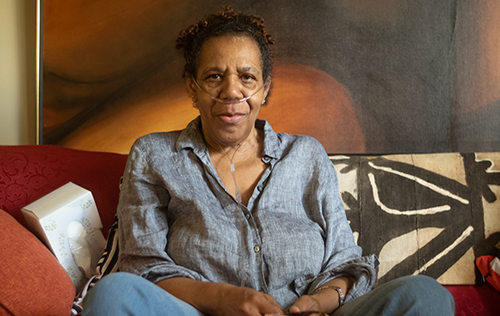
[82,7,454,316]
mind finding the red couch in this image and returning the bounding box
[0,145,499,315]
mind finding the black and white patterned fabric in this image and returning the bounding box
[71,215,120,315]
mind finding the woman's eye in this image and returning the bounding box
[241,74,256,82]
[206,74,222,80]
[203,74,222,88]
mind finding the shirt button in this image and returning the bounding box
[257,185,263,192]
[254,246,261,253]
[245,213,250,220]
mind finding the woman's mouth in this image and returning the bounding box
[218,113,245,124]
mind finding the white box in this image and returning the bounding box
[22,182,106,291]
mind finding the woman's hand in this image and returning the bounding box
[284,277,354,316]
[265,295,324,316]
[216,286,286,316]
[288,295,322,315]
[157,277,285,316]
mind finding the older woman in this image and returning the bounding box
[82,7,454,316]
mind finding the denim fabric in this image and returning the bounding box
[117,116,378,309]
[82,273,454,316]
[82,272,205,316]
[333,275,455,316]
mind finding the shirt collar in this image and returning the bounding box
[175,116,283,161]
[175,116,202,150]
[256,118,281,161]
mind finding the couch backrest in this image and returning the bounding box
[0,145,128,238]
[330,152,500,286]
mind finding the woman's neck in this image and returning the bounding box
[204,127,262,160]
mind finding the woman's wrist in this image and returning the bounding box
[312,285,344,308]
[309,277,353,314]
[310,288,341,314]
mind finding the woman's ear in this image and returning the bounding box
[185,76,199,108]
[262,76,272,104]
[185,76,197,97]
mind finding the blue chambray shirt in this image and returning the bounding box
[117,116,378,310]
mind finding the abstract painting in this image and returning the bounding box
[40,0,500,154]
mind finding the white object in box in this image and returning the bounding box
[22,182,106,291]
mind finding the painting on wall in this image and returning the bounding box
[39,0,500,155]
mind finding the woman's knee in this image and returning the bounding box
[82,272,166,316]
[89,272,140,297]
[334,275,454,316]
[395,275,452,297]
[97,271,138,285]
[387,275,455,314]
[83,272,204,316]
[83,272,149,310]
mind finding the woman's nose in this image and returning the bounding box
[218,75,245,100]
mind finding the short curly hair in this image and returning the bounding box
[175,6,275,90]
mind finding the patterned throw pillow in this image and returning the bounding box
[71,215,120,315]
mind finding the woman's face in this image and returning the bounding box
[187,35,270,147]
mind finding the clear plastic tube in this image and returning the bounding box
[219,144,246,287]
[192,77,265,104]
[231,166,246,287]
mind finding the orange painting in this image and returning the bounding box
[41,0,500,154]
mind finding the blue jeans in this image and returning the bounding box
[82,273,204,316]
[333,275,455,316]
[82,273,454,316]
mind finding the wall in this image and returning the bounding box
[0,0,37,145]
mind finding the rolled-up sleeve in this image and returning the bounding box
[305,146,379,302]
[117,138,206,284]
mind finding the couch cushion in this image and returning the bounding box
[0,209,76,316]
[445,284,500,316]
[0,145,128,236]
